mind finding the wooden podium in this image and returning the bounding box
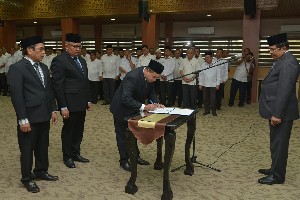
[124,110,197,200]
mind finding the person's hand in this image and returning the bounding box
[161,75,167,81]
[216,85,220,90]
[144,104,157,111]
[20,123,31,133]
[199,85,203,90]
[154,103,165,108]
[99,76,103,81]
[61,109,69,119]
[270,116,281,126]
[51,112,58,124]
[87,102,92,111]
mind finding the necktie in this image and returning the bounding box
[33,62,45,87]
[73,57,85,76]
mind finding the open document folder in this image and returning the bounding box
[149,107,194,116]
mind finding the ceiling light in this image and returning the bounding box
[34,21,37,23]
[207,14,211,17]
[111,18,115,21]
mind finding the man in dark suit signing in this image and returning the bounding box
[258,33,300,185]
[51,33,91,168]
[8,36,58,193]
[110,59,165,171]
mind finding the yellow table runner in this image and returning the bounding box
[138,114,170,128]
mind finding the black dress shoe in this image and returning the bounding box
[73,155,90,163]
[228,104,233,107]
[203,112,210,115]
[23,181,40,193]
[212,113,217,116]
[258,174,284,185]
[120,161,132,172]
[137,157,150,165]
[36,173,59,181]
[258,168,271,175]
[64,158,76,168]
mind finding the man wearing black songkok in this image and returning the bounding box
[110,59,164,171]
[258,33,300,185]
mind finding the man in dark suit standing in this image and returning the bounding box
[110,59,164,171]
[258,33,300,185]
[51,33,91,168]
[8,36,59,193]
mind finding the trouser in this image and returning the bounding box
[99,80,104,99]
[203,87,217,114]
[228,78,247,106]
[0,73,8,95]
[159,81,174,106]
[103,78,115,103]
[18,121,50,183]
[89,80,100,104]
[61,111,86,161]
[182,84,197,109]
[216,83,225,109]
[269,120,293,180]
[197,89,203,107]
[113,117,140,163]
[173,80,183,107]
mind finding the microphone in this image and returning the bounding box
[227,53,243,61]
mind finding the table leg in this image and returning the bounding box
[154,137,164,170]
[184,115,196,176]
[125,130,138,195]
[161,130,176,200]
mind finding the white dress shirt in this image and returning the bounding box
[138,53,155,67]
[213,58,229,83]
[100,54,119,78]
[0,55,6,73]
[233,61,252,83]
[87,59,102,81]
[41,54,55,69]
[119,56,137,80]
[198,62,221,87]
[173,57,183,80]
[160,56,176,81]
[180,57,200,85]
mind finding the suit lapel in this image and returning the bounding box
[65,52,86,78]
[24,59,45,88]
[40,63,48,87]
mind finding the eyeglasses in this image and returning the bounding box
[70,44,82,49]
[269,48,281,53]
[32,47,45,52]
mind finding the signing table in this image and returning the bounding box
[124,110,197,200]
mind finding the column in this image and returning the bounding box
[142,13,160,49]
[61,18,80,48]
[164,20,173,47]
[0,20,16,50]
[94,21,102,52]
[242,10,261,103]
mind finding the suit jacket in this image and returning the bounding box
[50,51,91,112]
[110,67,157,120]
[8,58,57,123]
[259,51,300,121]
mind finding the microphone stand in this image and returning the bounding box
[170,59,230,173]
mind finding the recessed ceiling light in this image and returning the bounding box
[207,14,211,17]
[111,18,115,21]
[34,21,37,24]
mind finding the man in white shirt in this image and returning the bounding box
[14,43,23,61]
[228,52,254,107]
[195,47,205,108]
[160,46,175,106]
[87,51,102,104]
[41,47,55,69]
[115,48,125,90]
[100,44,119,105]
[180,48,200,109]
[138,44,155,67]
[81,47,90,62]
[119,49,137,81]
[199,51,221,116]
[173,49,183,107]
[214,48,229,110]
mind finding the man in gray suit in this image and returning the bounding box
[258,33,300,185]
[51,33,91,168]
[8,36,58,193]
